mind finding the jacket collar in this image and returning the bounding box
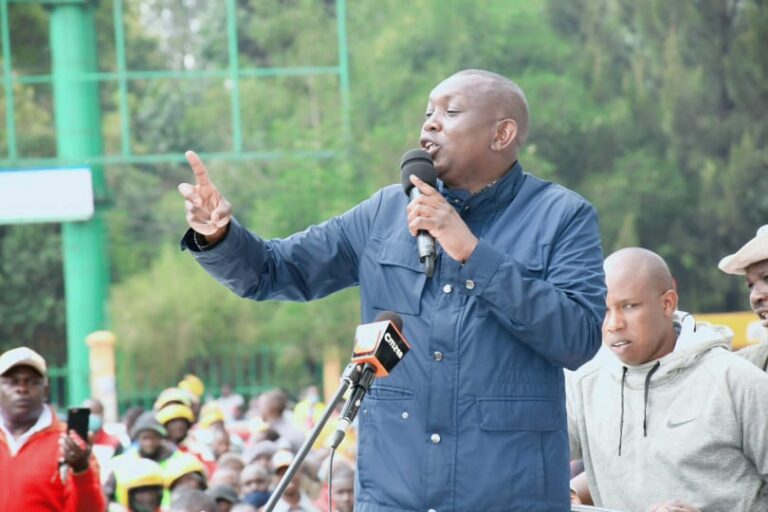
[439,161,525,216]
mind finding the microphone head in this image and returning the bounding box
[374,311,403,332]
[400,149,437,196]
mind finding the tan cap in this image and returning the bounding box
[719,225,768,275]
[272,449,295,471]
[0,346,47,377]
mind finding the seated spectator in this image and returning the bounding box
[209,466,242,495]
[207,484,240,512]
[329,463,354,512]
[314,457,355,512]
[178,374,206,420]
[217,384,245,423]
[157,402,216,475]
[270,449,319,512]
[567,248,768,510]
[109,411,190,508]
[194,403,244,456]
[217,452,245,473]
[257,390,305,452]
[0,346,105,512]
[165,451,208,494]
[240,463,272,508]
[719,224,768,369]
[112,457,165,512]
[242,439,277,471]
[119,406,145,449]
[169,488,217,512]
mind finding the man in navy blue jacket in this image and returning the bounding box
[178,69,606,511]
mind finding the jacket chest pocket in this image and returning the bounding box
[370,239,427,316]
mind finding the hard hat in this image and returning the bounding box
[163,452,206,489]
[178,374,205,398]
[154,387,193,411]
[114,457,165,506]
[156,403,194,425]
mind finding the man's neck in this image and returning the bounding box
[2,409,44,439]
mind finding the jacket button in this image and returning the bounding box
[402,411,409,419]
[433,351,443,361]
[430,433,441,444]
[442,283,453,294]
[465,279,475,290]
[428,509,437,512]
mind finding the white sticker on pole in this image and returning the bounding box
[0,167,94,224]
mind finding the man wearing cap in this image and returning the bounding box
[207,484,239,512]
[269,449,319,512]
[719,225,768,370]
[0,346,106,511]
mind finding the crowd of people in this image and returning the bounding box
[3,226,767,512]
[0,360,357,512]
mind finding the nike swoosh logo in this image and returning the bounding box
[667,418,697,429]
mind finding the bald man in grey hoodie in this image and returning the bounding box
[567,248,768,512]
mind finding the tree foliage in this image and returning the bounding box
[1,0,766,391]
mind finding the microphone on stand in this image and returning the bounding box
[330,311,410,449]
[401,149,439,277]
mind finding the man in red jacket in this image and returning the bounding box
[0,346,106,511]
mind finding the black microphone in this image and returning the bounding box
[401,149,438,277]
[330,312,410,449]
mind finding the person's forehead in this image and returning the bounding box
[429,74,487,102]
[746,258,768,276]
[1,364,43,379]
[606,267,652,297]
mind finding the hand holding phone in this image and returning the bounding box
[60,407,91,475]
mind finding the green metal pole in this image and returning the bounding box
[50,1,108,405]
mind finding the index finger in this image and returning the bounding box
[185,150,211,186]
[410,174,436,196]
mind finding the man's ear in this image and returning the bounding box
[491,119,518,151]
[661,289,678,317]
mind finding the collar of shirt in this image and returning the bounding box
[0,404,53,456]
[440,161,525,216]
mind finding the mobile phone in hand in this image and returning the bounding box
[66,407,90,441]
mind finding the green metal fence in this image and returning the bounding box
[0,0,350,404]
[42,343,323,415]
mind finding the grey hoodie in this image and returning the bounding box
[567,313,768,511]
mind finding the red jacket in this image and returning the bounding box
[0,415,106,511]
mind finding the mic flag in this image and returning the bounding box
[351,312,411,377]
[330,312,410,449]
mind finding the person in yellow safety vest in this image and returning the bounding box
[293,385,325,433]
[109,457,165,512]
[109,411,184,508]
[164,451,208,496]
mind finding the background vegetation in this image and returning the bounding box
[1,0,766,394]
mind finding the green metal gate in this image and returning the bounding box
[0,0,350,406]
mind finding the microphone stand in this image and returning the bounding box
[264,362,365,512]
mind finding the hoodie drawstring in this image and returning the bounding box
[618,366,628,456]
[643,361,661,436]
